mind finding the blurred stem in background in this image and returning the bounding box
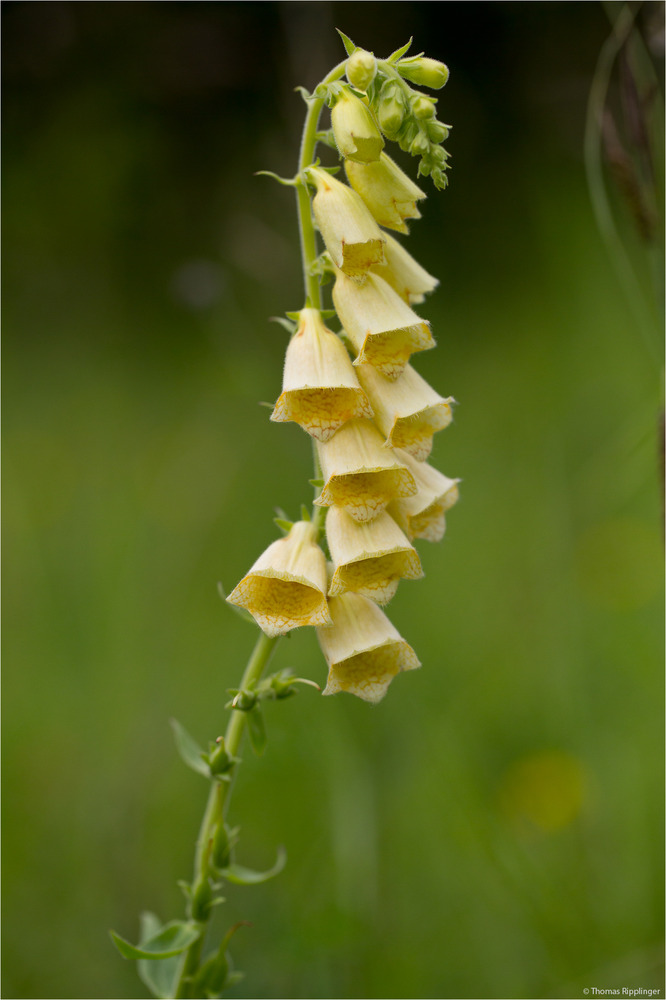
[585,1,665,365]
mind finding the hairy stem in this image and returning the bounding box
[296,61,347,308]
[174,632,278,999]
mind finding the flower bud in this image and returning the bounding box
[389,449,460,542]
[412,96,436,119]
[346,48,377,91]
[355,362,454,461]
[333,270,435,379]
[316,590,420,703]
[345,153,425,234]
[307,167,385,278]
[326,506,423,605]
[397,56,449,90]
[271,308,373,442]
[370,231,438,304]
[426,120,449,143]
[315,418,416,523]
[331,88,384,163]
[409,132,430,157]
[226,521,332,636]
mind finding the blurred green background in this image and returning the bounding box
[3,3,664,998]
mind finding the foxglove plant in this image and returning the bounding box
[112,31,460,999]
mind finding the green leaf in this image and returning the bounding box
[110,921,201,961]
[387,38,413,62]
[138,953,182,1000]
[170,719,210,778]
[133,916,179,998]
[221,845,287,885]
[247,706,267,756]
[136,913,184,998]
[336,28,357,57]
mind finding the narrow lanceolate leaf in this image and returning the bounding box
[110,920,201,960]
[170,718,210,778]
[221,845,287,885]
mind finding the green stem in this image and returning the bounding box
[295,61,347,308]
[174,632,278,999]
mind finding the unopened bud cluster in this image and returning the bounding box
[228,35,459,704]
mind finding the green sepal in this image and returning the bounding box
[336,28,357,57]
[269,315,297,335]
[208,737,238,777]
[258,400,275,409]
[192,922,249,999]
[226,688,258,712]
[221,846,287,885]
[309,478,324,488]
[217,582,256,625]
[170,719,210,779]
[294,85,312,102]
[387,38,413,63]
[260,669,321,700]
[314,128,337,150]
[136,914,183,999]
[254,170,297,187]
[285,311,302,321]
[299,504,311,522]
[190,877,214,922]
[110,920,201,961]
[273,517,293,535]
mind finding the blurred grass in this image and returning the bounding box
[2,3,664,999]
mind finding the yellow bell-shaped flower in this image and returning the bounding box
[271,308,372,442]
[317,589,420,703]
[226,521,332,636]
[326,505,423,605]
[333,270,435,380]
[315,418,416,523]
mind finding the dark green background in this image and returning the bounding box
[3,3,664,998]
